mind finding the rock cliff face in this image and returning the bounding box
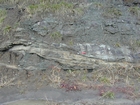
[0,0,140,71]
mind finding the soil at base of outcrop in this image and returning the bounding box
[0,65,140,105]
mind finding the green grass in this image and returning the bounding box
[102,91,115,99]
[39,1,73,13]
[25,0,82,17]
[0,9,6,26]
[49,31,62,40]
[129,6,140,19]
[0,0,21,4]
[3,25,12,35]
[103,7,122,18]
[129,6,140,15]
[135,40,140,47]
[100,76,111,84]
[0,0,85,19]
[2,25,12,39]
[26,4,39,15]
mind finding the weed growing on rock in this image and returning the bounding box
[49,31,62,41]
[100,90,115,99]
[100,76,111,84]
[3,25,12,39]
[135,40,140,47]
[25,0,83,18]
[0,9,6,26]
[67,39,74,46]
[98,85,140,99]
[3,25,12,35]
[129,6,140,19]
[26,4,39,15]
[103,7,122,18]
[48,66,62,87]
[0,74,15,88]
[0,0,21,4]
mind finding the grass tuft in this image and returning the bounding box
[129,6,140,19]
[0,9,6,27]
[0,75,15,88]
[103,7,122,18]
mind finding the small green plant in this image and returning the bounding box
[26,4,39,15]
[40,1,74,15]
[138,78,140,82]
[0,74,16,88]
[102,91,115,99]
[103,7,122,18]
[68,69,73,74]
[49,31,62,40]
[129,6,140,18]
[3,25,12,35]
[67,69,77,77]
[48,66,62,87]
[3,25,12,39]
[0,0,21,4]
[51,1,73,11]
[82,74,87,82]
[25,0,84,17]
[100,76,110,84]
[81,71,88,82]
[0,9,6,26]
[115,43,121,47]
[135,40,140,47]
[68,39,74,46]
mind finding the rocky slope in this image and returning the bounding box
[0,0,140,71]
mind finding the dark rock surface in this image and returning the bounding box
[1,1,140,105]
[0,0,140,71]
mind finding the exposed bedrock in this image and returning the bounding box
[0,0,140,71]
[0,39,139,70]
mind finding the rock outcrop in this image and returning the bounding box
[0,0,140,71]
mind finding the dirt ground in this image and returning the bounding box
[0,64,140,105]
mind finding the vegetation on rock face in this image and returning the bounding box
[129,6,140,19]
[103,7,122,18]
[135,40,140,47]
[0,9,6,27]
[3,25,12,35]
[49,31,62,41]
[0,0,85,18]
[26,0,84,17]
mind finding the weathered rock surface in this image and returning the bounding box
[0,0,140,71]
[0,39,31,51]
[2,42,138,70]
[52,43,140,62]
